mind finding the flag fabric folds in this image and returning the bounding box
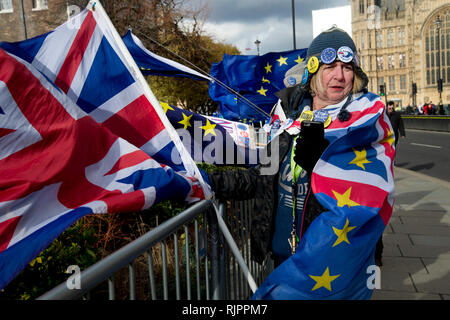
[0,48,195,290]
[0,3,210,200]
[122,30,211,81]
[0,2,211,289]
[251,92,395,299]
[162,103,259,166]
[208,49,307,123]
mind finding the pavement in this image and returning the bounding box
[371,167,450,300]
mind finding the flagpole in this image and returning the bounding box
[89,1,212,198]
[131,29,271,119]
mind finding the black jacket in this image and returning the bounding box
[207,85,326,263]
[388,111,405,145]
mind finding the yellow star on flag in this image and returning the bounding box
[264,62,272,73]
[380,128,395,150]
[349,148,371,170]
[200,119,217,137]
[257,86,268,96]
[295,55,304,64]
[262,76,270,84]
[332,187,360,208]
[276,55,288,66]
[309,267,341,292]
[332,218,357,247]
[160,102,174,113]
[178,113,192,130]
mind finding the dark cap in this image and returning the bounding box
[307,27,357,58]
[301,26,368,90]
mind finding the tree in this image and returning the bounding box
[68,0,240,114]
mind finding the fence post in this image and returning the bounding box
[209,204,221,300]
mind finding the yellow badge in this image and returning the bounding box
[307,56,319,74]
[298,110,314,122]
[323,115,332,128]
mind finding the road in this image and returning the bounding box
[395,129,450,182]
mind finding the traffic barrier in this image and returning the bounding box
[401,115,450,132]
[37,199,273,300]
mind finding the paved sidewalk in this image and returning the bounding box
[371,167,450,300]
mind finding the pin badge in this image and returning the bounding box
[298,110,314,122]
[287,76,297,86]
[313,109,331,127]
[307,56,319,74]
[320,48,337,64]
[301,68,309,85]
[337,46,354,63]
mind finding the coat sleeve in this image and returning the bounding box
[398,115,406,137]
[207,166,260,201]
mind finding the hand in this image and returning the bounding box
[293,133,329,174]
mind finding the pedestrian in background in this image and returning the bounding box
[387,100,406,147]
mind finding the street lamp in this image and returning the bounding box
[254,39,261,56]
[291,0,296,50]
[435,15,443,113]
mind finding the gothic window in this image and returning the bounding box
[425,10,449,85]
[398,29,405,46]
[377,56,384,70]
[399,53,406,68]
[387,30,394,47]
[388,54,395,69]
[400,74,406,90]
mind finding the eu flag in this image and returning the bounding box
[208,49,307,123]
[251,92,395,300]
[122,30,211,81]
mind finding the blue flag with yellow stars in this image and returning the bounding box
[251,92,395,300]
[160,102,259,166]
[209,49,307,123]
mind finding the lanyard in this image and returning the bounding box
[289,139,303,254]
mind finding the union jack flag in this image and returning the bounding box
[252,92,395,299]
[0,2,209,200]
[0,2,209,290]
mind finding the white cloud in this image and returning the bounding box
[204,17,313,55]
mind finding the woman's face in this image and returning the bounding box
[314,61,354,107]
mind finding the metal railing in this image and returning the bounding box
[37,199,273,300]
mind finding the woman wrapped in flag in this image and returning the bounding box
[207,27,395,299]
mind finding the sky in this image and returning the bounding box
[191,0,351,56]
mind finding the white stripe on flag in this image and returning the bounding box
[32,11,88,82]
[67,25,103,102]
[8,183,71,248]
[84,138,161,193]
[139,129,172,156]
[89,82,142,123]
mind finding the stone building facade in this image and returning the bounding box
[351,0,449,109]
[0,0,69,42]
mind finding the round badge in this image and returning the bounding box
[313,109,332,128]
[307,56,319,74]
[287,76,297,86]
[298,110,314,122]
[320,47,337,64]
[337,46,354,63]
